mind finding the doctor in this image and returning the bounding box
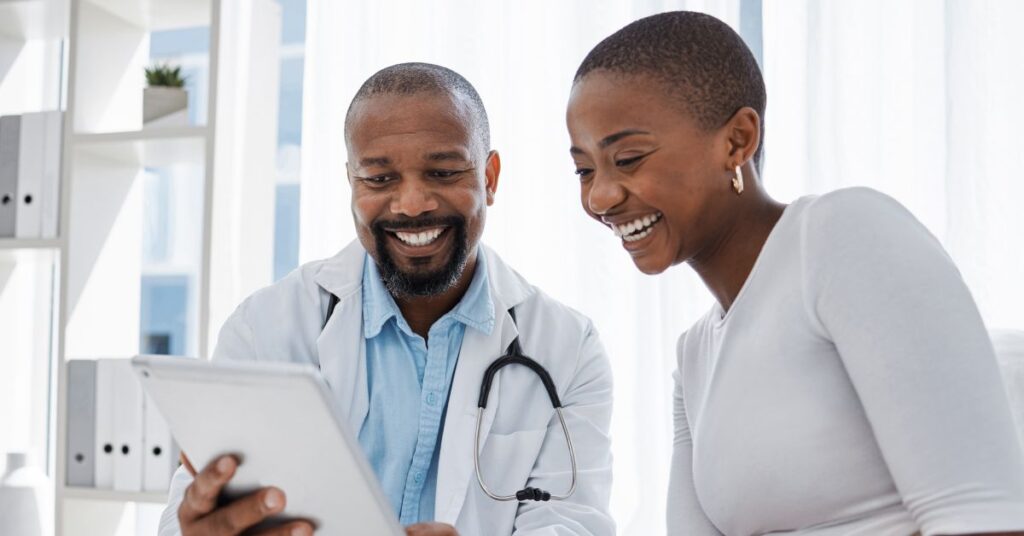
[158,63,614,536]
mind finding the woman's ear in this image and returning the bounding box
[724,106,761,168]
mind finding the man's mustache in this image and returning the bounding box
[372,215,465,233]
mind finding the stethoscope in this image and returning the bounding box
[323,295,578,503]
[473,308,578,502]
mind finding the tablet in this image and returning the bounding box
[132,355,403,535]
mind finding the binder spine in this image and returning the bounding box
[66,360,97,487]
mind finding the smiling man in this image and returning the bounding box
[158,63,615,536]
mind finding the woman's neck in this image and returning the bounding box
[689,186,786,313]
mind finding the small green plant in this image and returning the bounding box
[145,64,186,88]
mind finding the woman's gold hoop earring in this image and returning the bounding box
[732,165,745,195]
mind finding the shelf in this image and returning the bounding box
[73,126,208,168]
[84,0,212,32]
[0,244,59,265]
[0,238,63,250]
[0,0,69,40]
[61,486,169,504]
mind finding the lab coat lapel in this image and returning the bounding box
[435,305,518,524]
[314,242,370,435]
[435,246,532,524]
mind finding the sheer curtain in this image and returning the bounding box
[298,1,1023,535]
[761,0,1024,330]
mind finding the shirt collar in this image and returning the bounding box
[361,250,495,339]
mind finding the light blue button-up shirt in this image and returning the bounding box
[358,252,494,524]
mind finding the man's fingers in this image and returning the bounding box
[405,522,458,536]
[254,520,315,536]
[200,487,287,535]
[179,455,237,523]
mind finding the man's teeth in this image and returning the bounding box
[614,212,662,239]
[395,228,444,246]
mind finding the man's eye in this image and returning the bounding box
[428,170,461,179]
[360,175,394,185]
[574,168,593,178]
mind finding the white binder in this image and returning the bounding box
[112,359,144,491]
[39,111,62,238]
[0,115,20,238]
[142,392,176,492]
[15,111,44,238]
[93,359,115,488]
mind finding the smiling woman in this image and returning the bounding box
[566,10,1024,536]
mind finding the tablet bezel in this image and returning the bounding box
[132,355,404,535]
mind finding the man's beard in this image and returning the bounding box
[371,215,470,298]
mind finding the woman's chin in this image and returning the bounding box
[630,252,672,275]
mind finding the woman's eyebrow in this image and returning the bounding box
[570,129,652,154]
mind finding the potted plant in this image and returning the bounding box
[143,64,189,128]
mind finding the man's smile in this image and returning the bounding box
[382,225,455,261]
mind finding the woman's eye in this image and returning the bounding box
[615,155,644,167]
[574,168,593,178]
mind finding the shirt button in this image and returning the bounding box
[427,392,437,405]
[414,471,424,483]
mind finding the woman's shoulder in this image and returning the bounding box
[793,186,937,255]
[798,186,914,228]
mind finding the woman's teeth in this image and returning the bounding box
[614,212,662,241]
[395,228,444,247]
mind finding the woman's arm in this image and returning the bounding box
[804,188,1024,536]
[667,369,725,536]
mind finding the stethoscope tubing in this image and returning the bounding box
[473,401,578,501]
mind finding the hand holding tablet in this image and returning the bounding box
[132,355,410,535]
[177,454,311,536]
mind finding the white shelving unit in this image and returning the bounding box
[0,2,69,535]
[0,238,64,250]
[53,0,223,533]
[63,486,170,505]
[2,0,281,532]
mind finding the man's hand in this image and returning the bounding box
[405,523,458,536]
[179,454,315,536]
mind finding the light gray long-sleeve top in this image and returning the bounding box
[669,187,1024,536]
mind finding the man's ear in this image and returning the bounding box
[485,150,501,206]
[724,106,761,169]
[346,162,354,185]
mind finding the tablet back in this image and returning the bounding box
[132,355,403,535]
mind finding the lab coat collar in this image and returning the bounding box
[312,240,535,524]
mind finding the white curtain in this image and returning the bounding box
[761,0,1024,330]
[299,1,1024,535]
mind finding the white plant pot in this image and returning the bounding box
[0,452,50,536]
[143,86,189,129]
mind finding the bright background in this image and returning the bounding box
[294,1,1024,534]
[2,1,1021,535]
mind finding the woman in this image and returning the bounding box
[565,11,1024,536]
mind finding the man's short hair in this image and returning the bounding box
[345,62,491,153]
[574,11,766,168]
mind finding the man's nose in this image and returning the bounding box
[587,171,627,216]
[390,178,440,217]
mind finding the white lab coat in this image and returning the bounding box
[158,241,615,536]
